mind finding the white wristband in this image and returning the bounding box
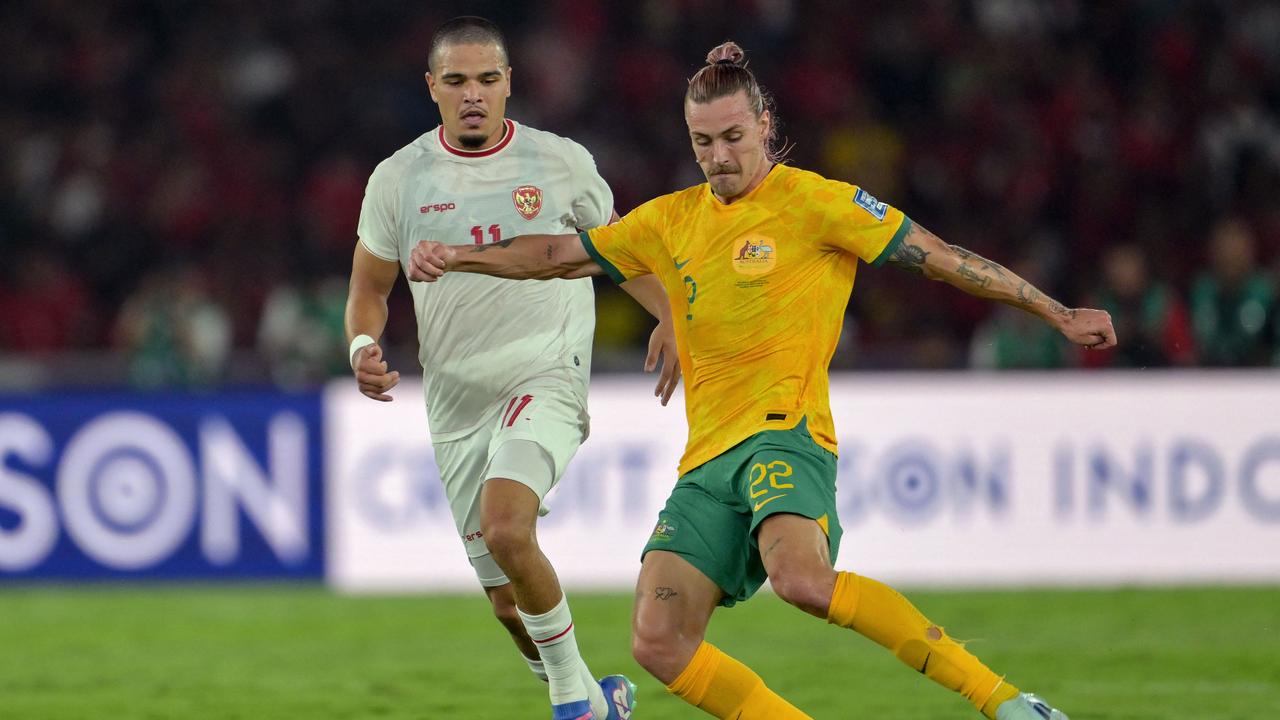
[349,334,376,370]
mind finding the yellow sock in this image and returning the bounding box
[826,571,1019,719]
[666,641,812,719]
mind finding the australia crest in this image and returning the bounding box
[512,184,543,220]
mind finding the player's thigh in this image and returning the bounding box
[755,512,837,617]
[755,512,833,578]
[634,550,722,638]
[632,549,722,682]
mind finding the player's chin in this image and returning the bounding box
[456,130,491,149]
[709,175,741,194]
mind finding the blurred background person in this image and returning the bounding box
[113,265,232,388]
[1191,219,1277,367]
[257,274,348,389]
[1080,243,1196,368]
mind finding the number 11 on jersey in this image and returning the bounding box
[471,224,502,244]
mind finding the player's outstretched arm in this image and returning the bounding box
[408,234,602,282]
[885,222,1118,349]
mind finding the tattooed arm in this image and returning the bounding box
[407,234,602,281]
[885,222,1117,348]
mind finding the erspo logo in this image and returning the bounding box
[0,410,313,574]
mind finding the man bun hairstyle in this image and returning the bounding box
[429,16,508,71]
[686,41,785,162]
[706,42,745,65]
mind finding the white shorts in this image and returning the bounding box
[432,385,589,588]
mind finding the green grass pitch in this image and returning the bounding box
[1,585,1277,719]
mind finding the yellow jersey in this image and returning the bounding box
[581,164,911,475]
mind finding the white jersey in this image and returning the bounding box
[357,119,613,441]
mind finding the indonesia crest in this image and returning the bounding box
[512,184,543,220]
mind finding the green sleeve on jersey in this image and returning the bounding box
[871,216,913,267]
[579,231,628,284]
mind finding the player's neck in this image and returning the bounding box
[713,161,775,205]
[442,120,508,153]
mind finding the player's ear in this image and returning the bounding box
[425,72,439,102]
[758,109,771,141]
[504,66,513,99]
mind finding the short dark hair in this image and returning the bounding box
[428,16,508,71]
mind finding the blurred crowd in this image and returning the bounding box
[2,0,1279,388]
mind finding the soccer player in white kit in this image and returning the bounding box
[343,17,676,720]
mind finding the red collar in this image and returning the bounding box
[437,119,516,158]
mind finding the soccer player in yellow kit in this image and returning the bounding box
[408,41,1115,720]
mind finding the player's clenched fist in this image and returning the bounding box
[1054,307,1118,349]
[408,241,453,282]
[351,342,400,402]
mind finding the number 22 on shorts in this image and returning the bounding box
[748,460,793,512]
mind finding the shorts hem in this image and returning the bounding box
[748,507,829,536]
[639,546,742,608]
[482,438,558,503]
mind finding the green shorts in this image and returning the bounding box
[641,417,842,607]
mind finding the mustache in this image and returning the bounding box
[707,164,740,175]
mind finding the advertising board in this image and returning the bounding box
[0,393,324,579]
[325,373,1280,591]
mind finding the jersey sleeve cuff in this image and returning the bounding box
[870,216,912,267]
[358,237,399,262]
[579,230,628,284]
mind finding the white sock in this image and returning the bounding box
[580,661,607,718]
[518,595,591,707]
[523,654,548,683]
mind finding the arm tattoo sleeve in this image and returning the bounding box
[885,222,1072,323]
[948,245,1011,282]
[1047,299,1077,319]
[887,240,929,275]
[469,237,516,252]
[956,263,992,289]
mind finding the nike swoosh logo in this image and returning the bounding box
[753,494,787,512]
[674,257,691,270]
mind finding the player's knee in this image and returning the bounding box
[479,516,535,561]
[631,624,690,683]
[769,568,831,617]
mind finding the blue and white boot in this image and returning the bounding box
[996,692,1069,720]
[598,674,637,719]
[550,698,595,720]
